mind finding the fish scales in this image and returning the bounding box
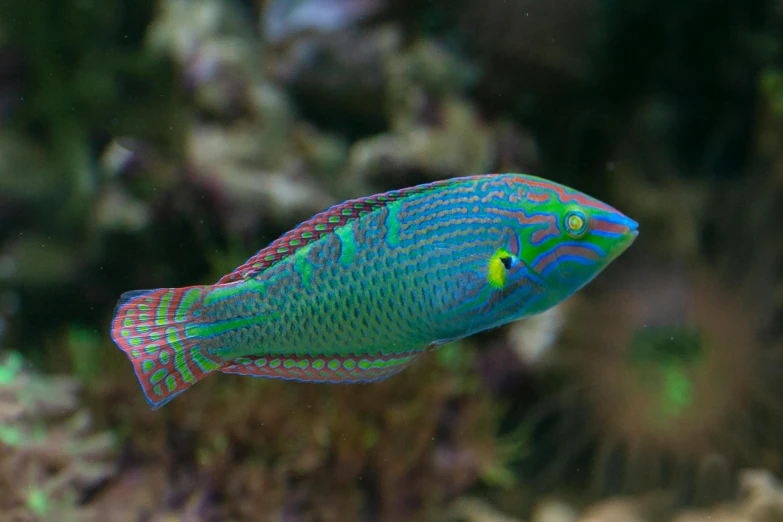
[204,193,501,359]
[110,174,638,408]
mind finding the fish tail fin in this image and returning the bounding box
[110,286,223,409]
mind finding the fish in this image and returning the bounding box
[110,173,638,409]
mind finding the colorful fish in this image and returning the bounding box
[110,174,638,409]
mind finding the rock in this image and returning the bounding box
[450,496,524,522]
[531,498,579,522]
[579,498,646,522]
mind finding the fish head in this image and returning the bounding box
[501,176,638,316]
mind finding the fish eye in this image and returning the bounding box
[564,209,589,238]
[500,255,513,270]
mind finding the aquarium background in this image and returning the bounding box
[1,0,783,520]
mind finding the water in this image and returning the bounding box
[1,0,782,520]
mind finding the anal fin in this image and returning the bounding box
[220,352,420,383]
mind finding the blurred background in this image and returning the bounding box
[1,0,783,520]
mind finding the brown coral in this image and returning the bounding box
[521,259,783,503]
[0,351,117,522]
[89,342,515,522]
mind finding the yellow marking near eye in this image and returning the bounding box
[488,248,512,289]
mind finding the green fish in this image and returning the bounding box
[110,174,638,408]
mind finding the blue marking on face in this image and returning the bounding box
[593,213,635,226]
[590,229,624,238]
[556,254,598,266]
[530,241,606,272]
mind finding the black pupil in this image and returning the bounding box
[500,256,513,270]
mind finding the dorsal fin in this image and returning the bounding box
[216,175,484,284]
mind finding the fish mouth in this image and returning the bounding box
[585,214,639,268]
[625,218,640,244]
[542,215,639,278]
[610,216,639,260]
[626,218,639,237]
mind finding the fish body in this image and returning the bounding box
[110,174,638,408]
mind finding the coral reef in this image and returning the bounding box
[1,0,783,520]
[262,0,388,44]
[87,342,522,522]
[145,0,342,234]
[439,469,783,521]
[519,259,783,505]
[0,351,116,521]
